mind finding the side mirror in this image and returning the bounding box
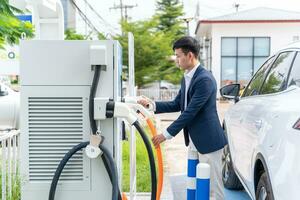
[220,84,240,102]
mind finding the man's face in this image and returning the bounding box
[174,48,193,70]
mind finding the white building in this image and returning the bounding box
[195,7,300,91]
[61,0,76,30]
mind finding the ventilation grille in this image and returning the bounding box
[28,97,84,182]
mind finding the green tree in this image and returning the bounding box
[64,29,107,41]
[98,32,106,40]
[115,0,186,87]
[0,0,34,49]
[65,28,85,40]
[156,0,186,38]
[154,0,186,84]
[0,0,23,15]
[115,19,182,86]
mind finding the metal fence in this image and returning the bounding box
[137,89,179,101]
[0,130,20,200]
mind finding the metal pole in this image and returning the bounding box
[2,140,7,200]
[128,32,137,200]
[8,137,12,198]
[182,17,194,36]
[124,6,128,21]
[120,0,124,21]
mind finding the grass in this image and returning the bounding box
[0,167,21,200]
[122,128,160,192]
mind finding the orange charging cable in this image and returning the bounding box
[146,118,164,200]
[121,117,163,200]
[122,192,128,200]
[121,101,164,200]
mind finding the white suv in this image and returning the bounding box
[220,42,300,200]
[0,83,19,130]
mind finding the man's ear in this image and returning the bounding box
[188,52,194,60]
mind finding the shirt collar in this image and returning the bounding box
[184,63,200,79]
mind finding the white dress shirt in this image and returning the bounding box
[163,63,200,139]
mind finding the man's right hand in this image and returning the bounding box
[137,96,150,108]
[152,134,166,148]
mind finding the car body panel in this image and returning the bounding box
[224,42,300,200]
[226,86,300,199]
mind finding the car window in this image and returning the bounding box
[288,52,300,87]
[260,51,296,95]
[242,56,275,97]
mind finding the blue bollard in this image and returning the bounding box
[187,149,199,200]
[196,163,210,200]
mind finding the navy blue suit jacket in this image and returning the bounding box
[155,66,227,154]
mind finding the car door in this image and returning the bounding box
[259,51,300,199]
[226,56,276,187]
[241,51,296,187]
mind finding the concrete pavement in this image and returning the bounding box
[150,101,251,200]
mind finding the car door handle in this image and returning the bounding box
[254,120,262,129]
[239,117,243,123]
[272,115,279,119]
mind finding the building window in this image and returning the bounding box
[221,37,270,86]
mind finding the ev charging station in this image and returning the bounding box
[20,40,124,199]
[4,1,163,200]
[5,1,155,198]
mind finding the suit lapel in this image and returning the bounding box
[180,77,185,111]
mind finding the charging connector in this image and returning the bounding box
[94,97,110,120]
[113,102,137,125]
[94,98,138,125]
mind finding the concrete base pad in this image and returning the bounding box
[169,174,251,200]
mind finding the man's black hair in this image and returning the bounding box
[172,36,200,58]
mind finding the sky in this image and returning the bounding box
[75,0,300,36]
